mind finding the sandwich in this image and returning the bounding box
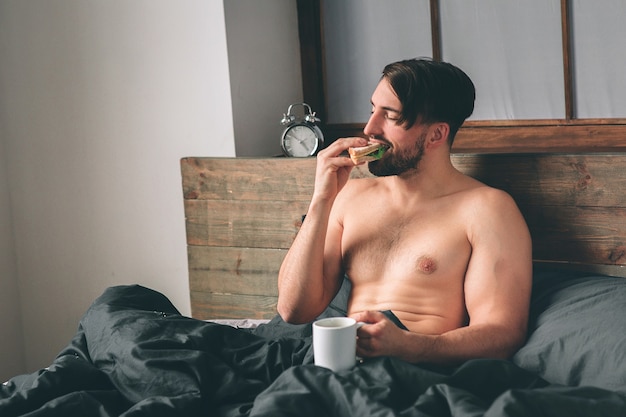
[348,142,388,165]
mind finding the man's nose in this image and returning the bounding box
[363,114,380,137]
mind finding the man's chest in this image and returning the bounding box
[341,212,471,280]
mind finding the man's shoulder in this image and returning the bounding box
[464,181,516,206]
[445,177,522,223]
[454,174,513,202]
[460,181,528,234]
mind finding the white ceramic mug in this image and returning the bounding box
[312,317,364,372]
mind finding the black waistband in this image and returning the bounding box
[380,310,408,331]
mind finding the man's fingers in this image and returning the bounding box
[319,137,368,157]
[352,310,386,325]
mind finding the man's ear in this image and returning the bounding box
[426,123,450,149]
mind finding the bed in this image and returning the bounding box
[2,153,626,416]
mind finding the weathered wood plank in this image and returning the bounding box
[181,157,317,201]
[184,199,309,248]
[451,153,626,207]
[187,245,283,296]
[528,205,626,266]
[453,124,626,153]
[190,292,277,320]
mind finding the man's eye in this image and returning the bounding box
[369,109,400,122]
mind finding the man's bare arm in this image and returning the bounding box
[277,137,368,323]
[459,188,533,359]
[353,312,526,364]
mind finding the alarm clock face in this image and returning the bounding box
[282,124,320,157]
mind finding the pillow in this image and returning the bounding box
[513,270,626,392]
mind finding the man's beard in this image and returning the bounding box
[368,132,427,177]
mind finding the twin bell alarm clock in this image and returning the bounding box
[280,102,324,157]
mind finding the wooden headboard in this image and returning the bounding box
[181,154,626,320]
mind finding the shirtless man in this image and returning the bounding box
[277,58,532,365]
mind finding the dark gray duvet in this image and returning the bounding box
[2,269,625,416]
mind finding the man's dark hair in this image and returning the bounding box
[382,58,475,145]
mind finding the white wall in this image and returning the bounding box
[0,0,241,379]
[0,131,25,378]
[225,0,303,156]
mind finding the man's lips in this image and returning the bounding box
[368,136,391,149]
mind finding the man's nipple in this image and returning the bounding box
[417,255,437,274]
